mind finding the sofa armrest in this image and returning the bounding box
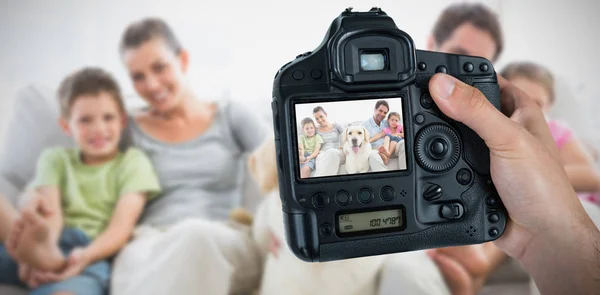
[0,174,21,208]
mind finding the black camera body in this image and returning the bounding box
[271,7,507,262]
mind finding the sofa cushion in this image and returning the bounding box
[0,85,73,204]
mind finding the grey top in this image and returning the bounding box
[126,100,268,227]
[317,123,344,151]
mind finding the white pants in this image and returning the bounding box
[378,250,450,295]
[314,149,345,177]
[369,140,407,172]
[111,219,262,295]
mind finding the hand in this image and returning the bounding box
[299,155,306,163]
[19,191,54,218]
[42,247,91,282]
[428,73,582,260]
[427,246,491,295]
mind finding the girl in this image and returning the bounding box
[380,112,404,163]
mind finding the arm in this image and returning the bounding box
[369,130,386,143]
[298,140,305,162]
[309,143,322,160]
[559,138,600,192]
[81,193,146,263]
[24,187,63,243]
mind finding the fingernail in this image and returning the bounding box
[434,74,456,100]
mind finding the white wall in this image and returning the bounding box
[1,0,599,147]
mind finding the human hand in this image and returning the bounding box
[42,247,90,282]
[428,73,583,260]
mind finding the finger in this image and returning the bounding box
[38,197,54,216]
[21,207,43,226]
[6,219,25,254]
[429,74,522,150]
[18,263,31,282]
[429,252,473,295]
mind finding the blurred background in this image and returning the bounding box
[0,0,599,152]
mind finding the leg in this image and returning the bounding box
[395,140,407,170]
[388,141,398,158]
[8,209,65,271]
[0,244,25,286]
[112,220,262,295]
[30,228,109,295]
[314,149,343,177]
[300,166,312,178]
[368,150,388,172]
[378,251,451,295]
[0,194,19,242]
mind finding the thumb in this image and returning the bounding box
[429,73,521,149]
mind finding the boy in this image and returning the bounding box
[298,117,323,178]
[0,67,161,294]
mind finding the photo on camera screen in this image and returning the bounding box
[295,97,406,179]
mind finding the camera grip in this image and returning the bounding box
[454,83,500,176]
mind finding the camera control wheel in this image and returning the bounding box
[415,124,461,172]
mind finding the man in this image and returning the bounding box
[361,100,407,171]
[378,3,507,295]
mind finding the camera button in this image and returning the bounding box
[320,223,333,236]
[310,69,322,80]
[480,63,490,72]
[439,202,464,220]
[335,191,351,206]
[423,183,442,201]
[488,213,499,224]
[312,193,330,208]
[358,188,373,204]
[456,168,472,185]
[414,113,425,125]
[486,194,499,207]
[489,227,499,238]
[380,186,394,201]
[292,70,304,80]
[420,93,434,109]
[428,138,448,159]
[418,62,427,71]
[464,62,474,72]
[436,66,448,74]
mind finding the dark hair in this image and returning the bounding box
[432,3,503,61]
[119,17,182,55]
[501,62,555,104]
[57,67,125,118]
[388,112,401,120]
[312,106,327,115]
[301,117,316,128]
[375,100,389,111]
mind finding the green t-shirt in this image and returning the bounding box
[28,147,161,239]
[299,134,324,154]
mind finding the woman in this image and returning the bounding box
[110,18,267,294]
[312,106,345,177]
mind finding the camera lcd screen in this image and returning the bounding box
[295,97,406,178]
[338,208,404,234]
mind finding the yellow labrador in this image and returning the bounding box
[249,137,384,295]
[342,125,372,174]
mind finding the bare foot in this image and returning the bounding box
[10,210,65,271]
[379,152,389,165]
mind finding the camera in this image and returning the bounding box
[271,7,507,262]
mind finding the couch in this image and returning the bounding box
[0,85,531,295]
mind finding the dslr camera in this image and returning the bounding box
[271,7,507,262]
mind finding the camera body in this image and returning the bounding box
[271,7,507,262]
